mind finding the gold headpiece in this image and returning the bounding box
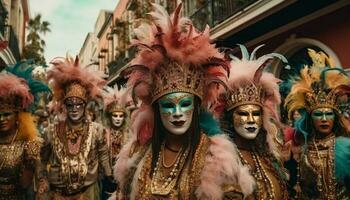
[305,88,338,112]
[107,103,126,114]
[285,49,350,118]
[0,101,17,111]
[227,83,264,111]
[151,61,204,103]
[64,82,87,101]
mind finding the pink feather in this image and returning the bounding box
[0,73,33,109]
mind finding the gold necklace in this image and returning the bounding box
[0,129,19,170]
[162,144,183,168]
[237,149,275,200]
[150,144,189,196]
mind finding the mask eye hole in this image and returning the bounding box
[161,102,175,109]
[252,111,261,116]
[237,111,249,116]
[325,111,334,116]
[180,100,192,108]
[312,111,323,117]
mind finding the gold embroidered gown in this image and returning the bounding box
[0,139,40,200]
[299,135,350,199]
[40,121,112,199]
[235,149,289,200]
[114,133,249,200]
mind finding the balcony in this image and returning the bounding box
[107,46,136,78]
[0,0,7,36]
[6,26,20,61]
[189,0,257,31]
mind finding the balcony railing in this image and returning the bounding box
[107,46,136,77]
[6,26,20,61]
[0,0,8,36]
[189,0,257,31]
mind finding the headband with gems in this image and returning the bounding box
[151,61,205,103]
[64,82,88,102]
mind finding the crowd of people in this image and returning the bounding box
[0,3,349,200]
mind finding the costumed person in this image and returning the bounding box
[284,49,350,199]
[109,3,256,200]
[221,44,289,199]
[101,86,131,200]
[0,62,50,199]
[37,56,113,200]
[103,86,131,165]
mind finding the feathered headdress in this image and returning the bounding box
[123,3,228,144]
[225,44,288,155]
[46,56,106,117]
[103,86,130,114]
[0,73,33,111]
[6,60,51,112]
[284,49,350,119]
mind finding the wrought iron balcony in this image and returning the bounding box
[107,46,136,78]
[189,0,257,31]
[6,26,20,61]
[0,0,8,36]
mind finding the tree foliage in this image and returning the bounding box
[23,14,51,66]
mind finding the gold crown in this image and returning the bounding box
[227,83,264,111]
[305,89,338,112]
[107,103,126,114]
[64,82,87,101]
[151,61,204,103]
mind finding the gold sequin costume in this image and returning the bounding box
[40,121,111,198]
[0,137,41,200]
[0,72,43,200]
[222,44,290,199]
[41,56,111,199]
[284,49,350,199]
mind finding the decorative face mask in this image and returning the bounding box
[158,92,194,135]
[65,97,86,122]
[0,109,17,134]
[111,111,125,128]
[232,104,262,140]
[311,107,335,136]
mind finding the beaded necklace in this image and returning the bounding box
[150,143,190,195]
[238,150,276,200]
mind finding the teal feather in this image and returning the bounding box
[335,137,350,183]
[250,44,265,60]
[199,110,222,136]
[237,44,250,60]
[6,60,51,112]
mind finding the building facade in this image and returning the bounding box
[184,0,350,120]
[0,0,29,69]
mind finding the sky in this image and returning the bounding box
[29,0,119,62]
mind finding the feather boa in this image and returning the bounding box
[196,134,255,199]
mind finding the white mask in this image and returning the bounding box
[65,97,86,122]
[232,104,262,140]
[158,92,194,135]
[111,111,125,128]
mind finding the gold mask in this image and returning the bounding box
[232,104,262,140]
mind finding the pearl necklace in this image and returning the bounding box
[150,143,189,195]
[238,150,275,200]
